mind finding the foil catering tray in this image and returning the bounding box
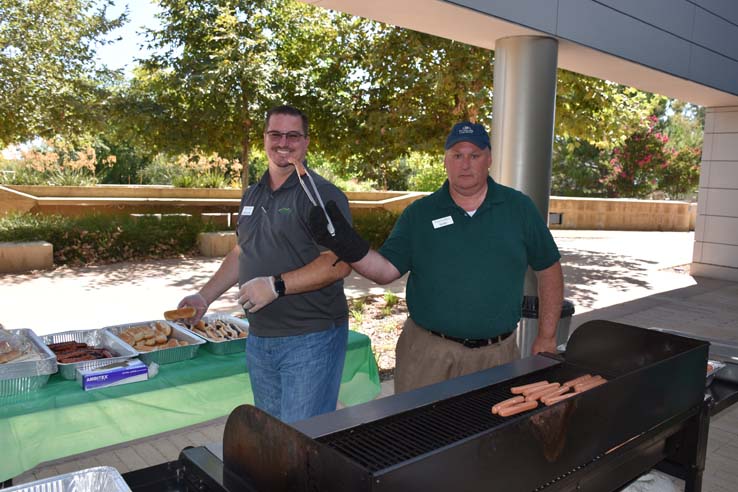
[179,314,249,355]
[103,320,204,365]
[41,329,138,380]
[2,465,131,492]
[0,329,57,397]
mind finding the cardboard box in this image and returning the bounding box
[76,359,148,391]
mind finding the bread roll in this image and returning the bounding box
[164,307,197,321]
[155,321,172,337]
[0,349,22,364]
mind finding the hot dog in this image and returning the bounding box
[540,386,571,404]
[563,374,593,387]
[544,392,577,406]
[491,396,525,414]
[525,383,562,402]
[510,380,549,395]
[48,341,85,352]
[498,400,538,417]
[574,377,607,393]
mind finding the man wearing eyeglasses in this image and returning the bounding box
[177,105,353,422]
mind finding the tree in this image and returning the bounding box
[318,24,493,188]
[116,0,356,188]
[0,0,125,146]
[554,70,662,150]
[602,116,671,198]
[321,27,664,189]
[659,101,703,198]
[551,138,610,197]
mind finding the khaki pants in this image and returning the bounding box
[394,317,520,394]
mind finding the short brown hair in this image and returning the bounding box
[265,105,309,136]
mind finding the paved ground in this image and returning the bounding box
[3,230,738,491]
[0,230,695,334]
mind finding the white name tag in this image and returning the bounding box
[432,216,454,229]
[241,206,254,216]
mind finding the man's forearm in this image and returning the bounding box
[281,251,351,295]
[351,250,402,285]
[199,245,240,304]
[536,261,564,339]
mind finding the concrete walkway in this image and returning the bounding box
[3,230,738,491]
[0,230,695,334]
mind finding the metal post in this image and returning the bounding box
[490,35,558,296]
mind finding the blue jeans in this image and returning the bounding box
[246,322,348,423]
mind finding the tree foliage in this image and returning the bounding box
[113,0,357,187]
[0,0,125,146]
[2,0,702,198]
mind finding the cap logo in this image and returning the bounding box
[459,126,474,134]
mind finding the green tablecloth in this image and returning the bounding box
[0,330,380,482]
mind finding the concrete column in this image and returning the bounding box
[491,35,558,295]
[691,106,738,281]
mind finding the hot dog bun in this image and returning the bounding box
[164,306,197,320]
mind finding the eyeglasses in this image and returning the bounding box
[265,131,306,143]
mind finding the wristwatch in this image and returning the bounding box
[273,274,286,297]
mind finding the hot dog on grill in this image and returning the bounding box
[563,374,593,387]
[574,377,606,393]
[544,392,577,406]
[498,400,538,417]
[510,381,549,395]
[539,386,570,404]
[525,383,562,402]
[491,396,525,414]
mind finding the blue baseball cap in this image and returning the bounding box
[444,121,490,150]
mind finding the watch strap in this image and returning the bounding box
[274,274,286,297]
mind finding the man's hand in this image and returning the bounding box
[531,334,557,355]
[308,201,370,263]
[238,276,278,313]
[178,293,209,324]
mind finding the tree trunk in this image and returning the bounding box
[241,118,252,191]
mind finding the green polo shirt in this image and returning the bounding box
[379,177,560,339]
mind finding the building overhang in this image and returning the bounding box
[302,0,738,107]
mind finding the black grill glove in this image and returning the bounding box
[308,201,370,263]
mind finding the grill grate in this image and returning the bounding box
[318,365,587,472]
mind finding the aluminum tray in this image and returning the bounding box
[41,329,138,380]
[182,314,249,355]
[707,359,726,387]
[0,329,57,397]
[103,320,204,365]
[2,465,131,492]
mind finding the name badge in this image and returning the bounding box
[432,216,454,229]
[241,206,254,216]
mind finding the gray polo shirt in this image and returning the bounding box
[236,166,350,337]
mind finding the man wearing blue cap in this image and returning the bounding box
[309,121,564,393]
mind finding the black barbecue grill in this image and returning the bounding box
[122,320,732,492]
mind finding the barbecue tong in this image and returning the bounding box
[293,160,336,236]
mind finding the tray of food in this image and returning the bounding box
[103,320,204,365]
[0,328,58,396]
[706,360,726,387]
[2,465,131,492]
[177,314,249,355]
[41,329,138,380]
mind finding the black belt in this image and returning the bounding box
[428,329,514,349]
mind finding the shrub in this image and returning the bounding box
[406,152,446,192]
[0,213,218,266]
[352,210,400,249]
[0,140,109,186]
